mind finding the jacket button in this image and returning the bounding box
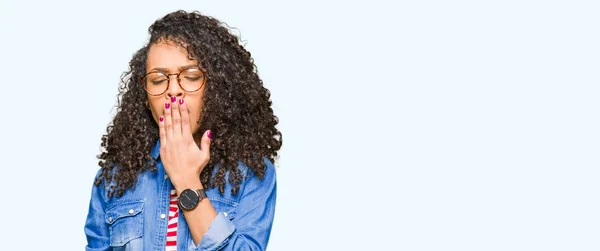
[129,209,134,215]
[164,175,168,180]
[160,213,166,219]
[108,217,113,222]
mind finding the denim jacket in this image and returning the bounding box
[84,141,277,251]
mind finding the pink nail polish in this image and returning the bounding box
[165,102,170,109]
[171,96,176,103]
[159,116,164,122]
[179,98,184,105]
[208,130,212,139]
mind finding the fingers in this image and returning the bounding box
[158,115,166,146]
[178,97,194,142]
[200,130,212,157]
[170,96,182,140]
[163,101,173,141]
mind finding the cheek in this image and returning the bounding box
[186,102,203,131]
[188,107,201,125]
[186,98,202,115]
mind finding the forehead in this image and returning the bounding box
[146,41,198,70]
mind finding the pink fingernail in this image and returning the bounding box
[171,96,176,103]
[179,98,184,105]
[208,130,212,139]
[165,102,170,109]
[159,116,164,122]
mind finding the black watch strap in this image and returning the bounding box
[195,189,207,201]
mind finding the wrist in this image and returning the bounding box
[173,177,203,195]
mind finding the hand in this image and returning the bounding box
[159,96,212,193]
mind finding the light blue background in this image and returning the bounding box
[0,1,598,250]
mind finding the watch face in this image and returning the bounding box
[178,189,199,210]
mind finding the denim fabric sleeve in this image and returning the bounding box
[84,170,111,251]
[195,158,277,251]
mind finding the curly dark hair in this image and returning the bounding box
[94,10,282,198]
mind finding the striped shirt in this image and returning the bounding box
[166,189,179,250]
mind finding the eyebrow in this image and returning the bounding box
[148,64,198,73]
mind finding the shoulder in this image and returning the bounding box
[87,168,110,207]
[91,166,117,190]
[239,157,276,183]
[235,157,277,199]
[89,166,144,204]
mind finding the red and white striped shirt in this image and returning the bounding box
[166,189,179,250]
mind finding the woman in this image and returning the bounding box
[84,10,282,251]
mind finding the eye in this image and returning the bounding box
[184,76,202,81]
[145,73,168,85]
[151,79,167,85]
[181,68,204,80]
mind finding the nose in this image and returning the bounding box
[165,74,184,99]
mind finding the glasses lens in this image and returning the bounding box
[180,68,205,92]
[144,73,168,95]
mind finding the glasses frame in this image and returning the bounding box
[140,67,207,96]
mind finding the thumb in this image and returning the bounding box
[200,130,212,154]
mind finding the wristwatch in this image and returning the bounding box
[177,188,207,211]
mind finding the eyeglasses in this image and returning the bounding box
[140,67,207,96]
